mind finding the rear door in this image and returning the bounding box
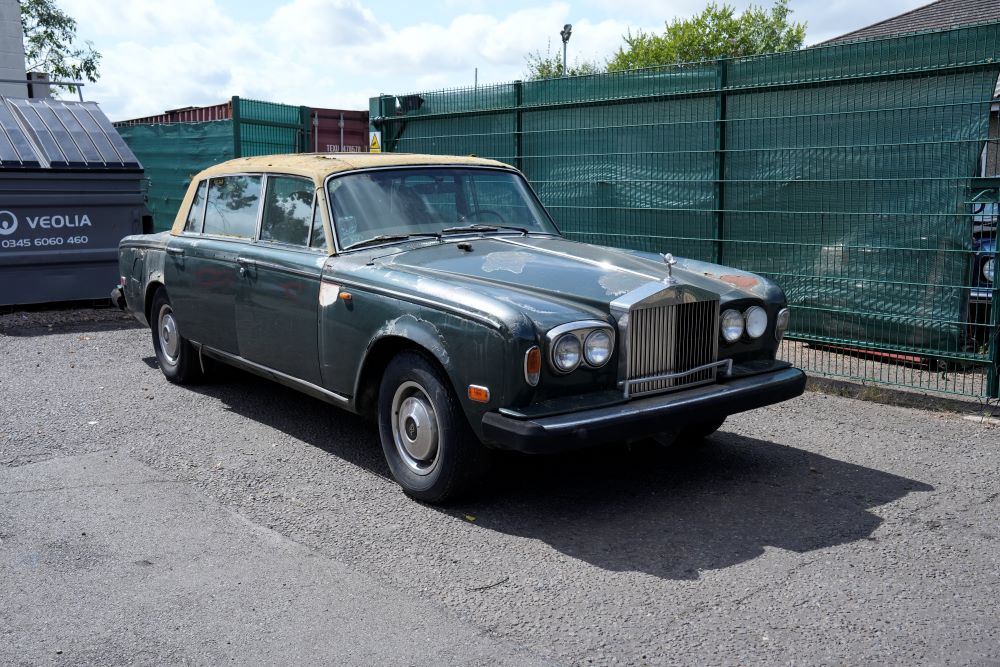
[165,174,263,353]
[235,174,326,385]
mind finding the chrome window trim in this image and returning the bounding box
[321,164,560,255]
[181,178,209,235]
[192,172,264,241]
[257,173,317,249]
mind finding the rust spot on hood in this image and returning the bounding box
[718,274,759,289]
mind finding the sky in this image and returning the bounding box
[49,0,932,121]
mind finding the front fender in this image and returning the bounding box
[339,303,536,439]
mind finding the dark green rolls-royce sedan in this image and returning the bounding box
[113,153,805,502]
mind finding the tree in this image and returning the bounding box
[19,0,101,92]
[607,0,806,71]
[525,40,602,80]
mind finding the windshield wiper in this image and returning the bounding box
[343,232,441,251]
[441,224,531,236]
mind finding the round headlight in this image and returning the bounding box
[721,309,744,343]
[775,307,790,342]
[584,329,613,367]
[984,257,995,283]
[552,333,582,372]
[744,306,768,339]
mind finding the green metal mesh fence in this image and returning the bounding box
[116,120,234,232]
[233,96,310,157]
[371,23,1000,398]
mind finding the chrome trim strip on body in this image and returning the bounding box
[243,258,322,280]
[496,237,662,282]
[322,276,506,331]
[197,344,350,404]
[622,359,733,400]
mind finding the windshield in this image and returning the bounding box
[326,168,558,250]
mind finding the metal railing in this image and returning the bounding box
[370,22,1000,399]
[0,78,85,101]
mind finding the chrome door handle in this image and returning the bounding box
[165,247,184,256]
[237,257,255,276]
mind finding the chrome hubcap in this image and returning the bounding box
[158,306,180,364]
[391,381,439,476]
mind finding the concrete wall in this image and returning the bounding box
[0,0,26,97]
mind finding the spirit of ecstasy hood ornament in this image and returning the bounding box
[661,252,677,284]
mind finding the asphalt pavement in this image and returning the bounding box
[1,310,998,665]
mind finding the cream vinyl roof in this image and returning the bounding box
[170,152,515,238]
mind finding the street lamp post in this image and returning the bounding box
[560,24,572,76]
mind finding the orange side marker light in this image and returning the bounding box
[468,385,490,403]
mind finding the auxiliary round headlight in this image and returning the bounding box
[552,333,582,372]
[744,306,768,339]
[584,329,613,367]
[721,309,744,343]
[984,257,995,283]
[775,307,790,342]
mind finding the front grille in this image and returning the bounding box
[626,299,720,396]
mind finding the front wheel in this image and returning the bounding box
[377,351,490,502]
[150,288,203,384]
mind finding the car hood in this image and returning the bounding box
[330,235,780,332]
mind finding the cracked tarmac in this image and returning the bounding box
[1,311,998,665]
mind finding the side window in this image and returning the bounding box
[183,180,207,233]
[203,175,262,239]
[310,199,327,250]
[260,175,314,247]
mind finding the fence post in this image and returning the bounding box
[990,279,999,398]
[231,96,241,158]
[514,80,523,172]
[713,59,728,265]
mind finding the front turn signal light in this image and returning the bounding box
[468,385,490,403]
[524,346,541,386]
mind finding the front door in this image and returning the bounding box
[235,175,326,386]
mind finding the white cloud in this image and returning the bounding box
[54,0,930,121]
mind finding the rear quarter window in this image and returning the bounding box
[183,180,207,233]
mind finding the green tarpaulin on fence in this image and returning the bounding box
[371,23,1000,372]
[117,120,233,232]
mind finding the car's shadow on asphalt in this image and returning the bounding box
[183,367,933,582]
[471,438,932,579]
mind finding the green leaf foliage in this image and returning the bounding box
[525,40,603,80]
[19,0,101,93]
[607,0,806,71]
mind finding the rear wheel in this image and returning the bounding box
[150,288,203,384]
[377,351,489,503]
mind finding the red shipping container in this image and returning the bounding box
[309,108,369,153]
[115,101,369,154]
